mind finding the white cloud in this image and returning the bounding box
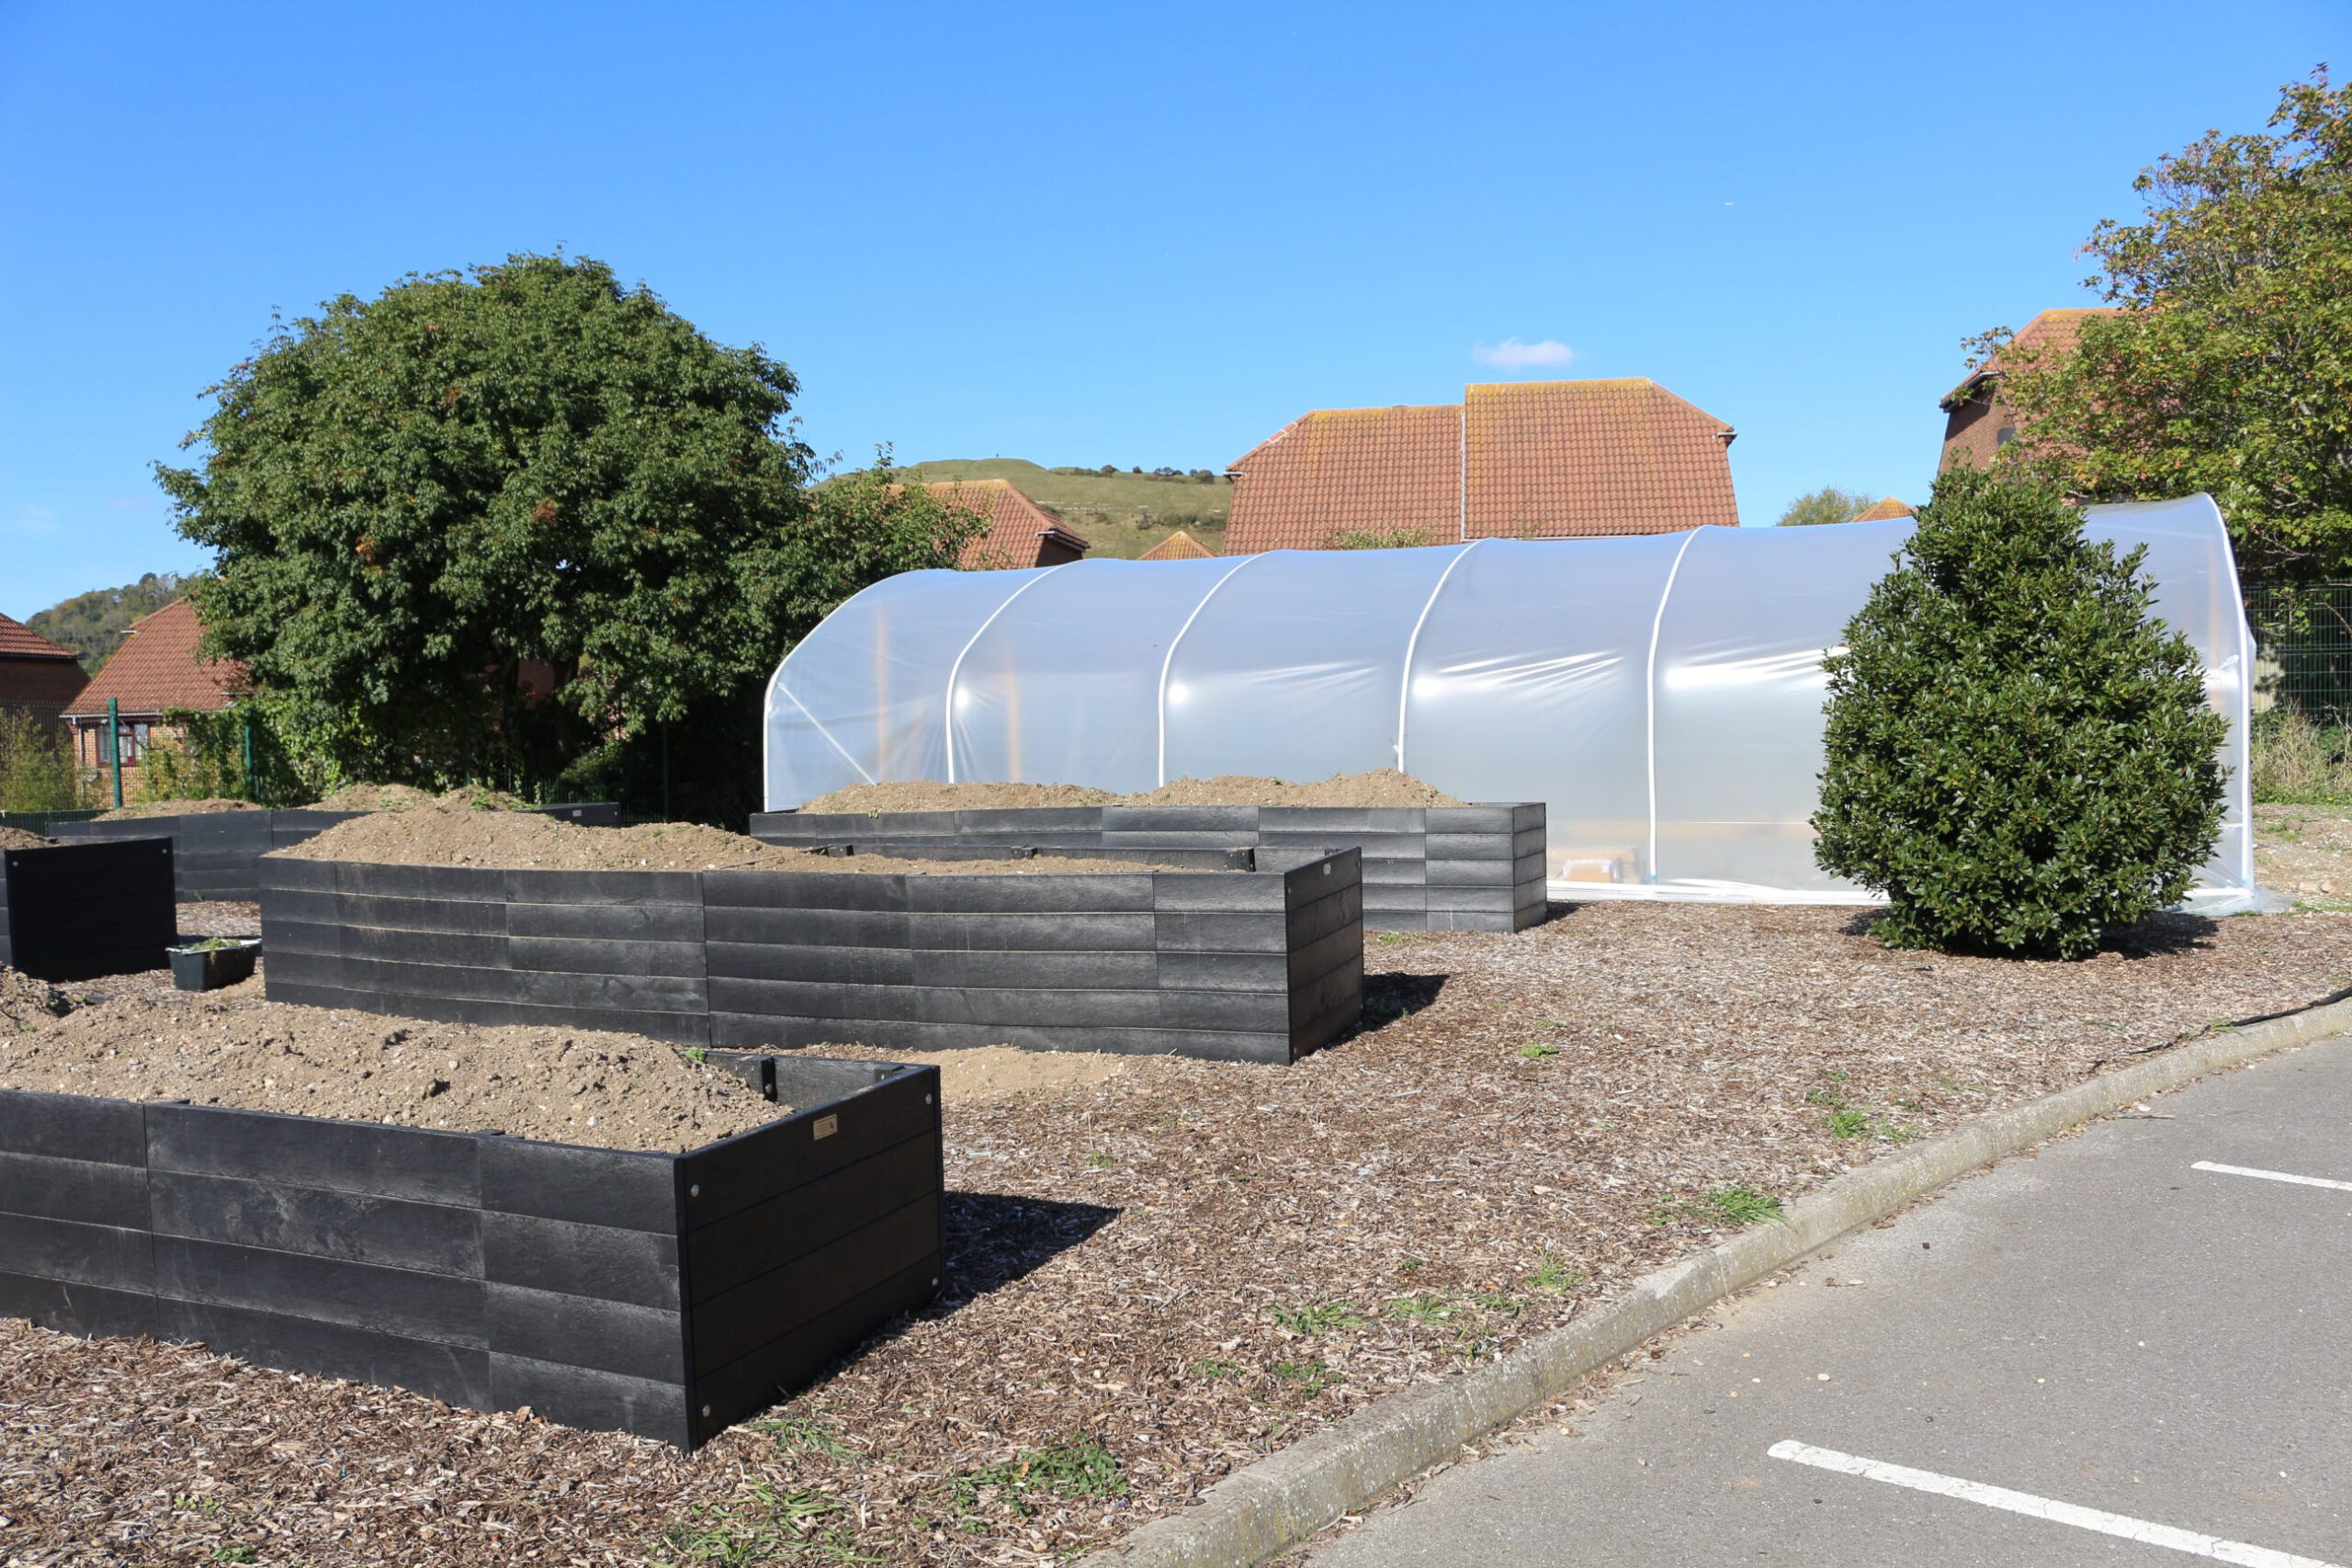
[1472,337,1577,371]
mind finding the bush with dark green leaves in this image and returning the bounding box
[1813,469,2229,958]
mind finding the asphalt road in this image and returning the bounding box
[1311,1036,2352,1567]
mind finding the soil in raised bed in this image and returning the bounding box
[276,805,1165,874]
[94,796,264,819]
[0,827,55,850]
[802,766,1466,813]
[0,992,784,1150]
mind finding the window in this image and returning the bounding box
[1996,425,2018,446]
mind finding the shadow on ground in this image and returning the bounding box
[1355,970,1449,1032]
[933,1191,1121,1311]
[1838,907,2222,959]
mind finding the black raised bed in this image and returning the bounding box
[0,836,176,981]
[0,1052,941,1448]
[51,803,621,904]
[259,850,1363,1065]
[750,803,1547,932]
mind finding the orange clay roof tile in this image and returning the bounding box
[899,479,1091,570]
[62,598,246,718]
[1223,379,1736,552]
[0,612,79,662]
[1138,529,1216,560]
[1940,307,2127,410]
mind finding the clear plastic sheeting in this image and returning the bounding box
[764,495,2256,904]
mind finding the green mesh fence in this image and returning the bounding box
[2248,581,2352,727]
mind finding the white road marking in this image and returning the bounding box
[2192,1160,2352,1194]
[1767,1440,2344,1568]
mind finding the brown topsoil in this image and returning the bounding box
[802,767,1466,813]
[0,827,55,850]
[276,805,1163,874]
[95,796,261,819]
[0,991,781,1151]
[9,816,2351,1566]
[310,783,526,813]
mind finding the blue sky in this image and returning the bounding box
[2,1,2344,619]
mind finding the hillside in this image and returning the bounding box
[26,572,188,676]
[903,458,1230,559]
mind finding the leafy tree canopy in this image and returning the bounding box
[158,254,980,796]
[1775,486,1878,527]
[1984,66,2352,580]
[1813,468,2228,959]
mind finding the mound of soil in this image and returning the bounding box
[276,804,1159,874]
[310,783,527,813]
[803,780,1115,813]
[1125,768,1464,807]
[800,767,1466,813]
[0,827,57,850]
[0,968,74,1031]
[96,797,261,820]
[0,994,783,1152]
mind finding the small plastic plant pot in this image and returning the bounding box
[168,938,261,992]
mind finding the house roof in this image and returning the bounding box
[1223,378,1736,553]
[62,598,246,718]
[1225,403,1462,553]
[1851,496,1915,521]
[1940,308,2125,410]
[1463,378,1737,538]
[0,612,79,663]
[921,479,1092,570]
[1137,529,1216,561]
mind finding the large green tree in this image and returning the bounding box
[158,254,979,807]
[1775,486,1877,527]
[1984,67,2352,580]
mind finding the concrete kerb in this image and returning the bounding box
[1080,992,2352,1568]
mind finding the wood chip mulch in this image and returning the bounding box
[6,897,2350,1566]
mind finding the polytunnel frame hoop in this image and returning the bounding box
[1154,553,1266,786]
[1643,526,1705,885]
[942,564,1074,784]
[1394,540,1487,774]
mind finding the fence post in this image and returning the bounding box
[107,696,122,809]
[243,711,256,802]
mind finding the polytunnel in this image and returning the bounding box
[763,494,2256,905]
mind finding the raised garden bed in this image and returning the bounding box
[259,851,1363,1065]
[51,803,620,903]
[750,803,1546,932]
[0,836,176,982]
[0,1051,941,1449]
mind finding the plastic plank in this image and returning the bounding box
[487,1283,685,1383]
[155,1295,491,1415]
[489,1352,690,1447]
[481,1212,682,1310]
[148,1169,483,1279]
[145,1102,482,1207]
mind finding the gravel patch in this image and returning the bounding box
[5,823,2350,1564]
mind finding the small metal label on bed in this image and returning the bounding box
[813,1113,839,1140]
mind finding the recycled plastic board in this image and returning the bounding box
[0,1055,941,1448]
[0,837,176,981]
[259,850,1365,1065]
[50,804,620,903]
[748,803,1547,932]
